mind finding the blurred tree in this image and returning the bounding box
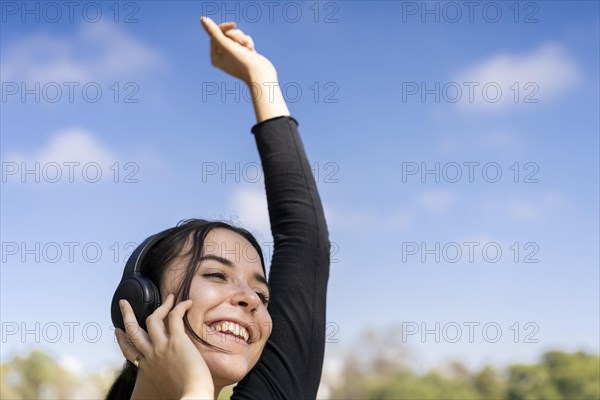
[421,370,480,399]
[330,352,365,398]
[506,363,562,400]
[327,325,599,400]
[542,351,600,400]
[2,345,598,399]
[1,349,78,399]
[473,365,506,399]
[1,362,21,399]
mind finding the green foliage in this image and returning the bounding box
[1,347,598,399]
[328,343,599,400]
[1,349,79,399]
[543,351,600,400]
[506,363,563,400]
[473,365,506,399]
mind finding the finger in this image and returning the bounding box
[200,16,237,52]
[245,35,255,51]
[224,30,255,52]
[119,299,152,356]
[214,22,236,54]
[216,22,249,50]
[219,21,236,32]
[116,328,144,365]
[168,299,194,337]
[224,29,246,42]
[145,293,174,347]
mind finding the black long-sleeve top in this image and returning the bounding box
[231,116,330,399]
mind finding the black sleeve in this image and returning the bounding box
[231,116,331,399]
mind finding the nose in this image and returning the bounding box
[230,284,261,313]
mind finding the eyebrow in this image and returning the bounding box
[198,254,270,294]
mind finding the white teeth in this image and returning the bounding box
[210,321,249,342]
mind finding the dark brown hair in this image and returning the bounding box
[105,218,266,400]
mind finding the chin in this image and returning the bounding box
[192,324,264,385]
[204,352,252,385]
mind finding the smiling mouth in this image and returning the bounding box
[207,321,250,343]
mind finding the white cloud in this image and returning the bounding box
[481,191,566,222]
[506,191,565,221]
[6,127,118,166]
[228,185,272,243]
[454,42,581,111]
[1,20,166,83]
[385,209,414,230]
[415,190,458,214]
[2,127,167,185]
[325,205,377,230]
[508,200,542,221]
[324,190,460,234]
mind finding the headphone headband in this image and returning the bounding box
[122,227,176,279]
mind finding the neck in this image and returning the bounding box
[131,370,223,400]
[212,377,227,399]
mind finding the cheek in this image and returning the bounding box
[185,279,227,326]
[257,309,273,341]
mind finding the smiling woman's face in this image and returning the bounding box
[159,227,272,387]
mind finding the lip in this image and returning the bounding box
[205,318,258,343]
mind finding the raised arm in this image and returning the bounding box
[235,113,331,400]
[200,17,331,398]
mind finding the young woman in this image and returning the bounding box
[106,16,331,399]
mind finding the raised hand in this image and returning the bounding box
[115,293,214,399]
[200,16,277,85]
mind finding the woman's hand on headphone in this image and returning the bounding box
[199,16,277,86]
[115,294,214,399]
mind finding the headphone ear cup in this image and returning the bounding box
[111,275,161,332]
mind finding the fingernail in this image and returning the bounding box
[119,299,124,308]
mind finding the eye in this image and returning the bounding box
[202,272,227,280]
[256,291,270,307]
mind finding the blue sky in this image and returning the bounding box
[1,0,599,383]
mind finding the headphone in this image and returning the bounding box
[111,228,176,332]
